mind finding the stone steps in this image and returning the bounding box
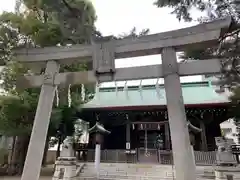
[78,163,215,180]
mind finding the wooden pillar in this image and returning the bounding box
[126,122,131,150]
[21,61,59,180]
[126,121,132,162]
[162,47,196,180]
[164,123,170,150]
[200,120,208,151]
[144,128,148,154]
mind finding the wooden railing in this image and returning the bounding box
[84,149,220,165]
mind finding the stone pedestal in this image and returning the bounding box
[215,166,240,180]
[216,152,237,165]
[215,170,227,180]
[52,157,77,180]
[52,136,77,180]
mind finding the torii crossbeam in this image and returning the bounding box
[15,17,232,180]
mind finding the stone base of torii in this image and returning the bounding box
[14,17,233,180]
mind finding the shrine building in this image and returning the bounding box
[78,78,230,153]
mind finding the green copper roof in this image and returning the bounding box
[83,81,229,109]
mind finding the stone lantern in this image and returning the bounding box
[88,122,110,178]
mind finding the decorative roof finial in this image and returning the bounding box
[88,122,110,134]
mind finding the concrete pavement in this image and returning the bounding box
[1,177,51,180]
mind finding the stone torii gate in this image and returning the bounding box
[15,17,232,180]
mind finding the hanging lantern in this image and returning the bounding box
[140,124,143,130]
[157,124,160,130]
[132,124,135,130]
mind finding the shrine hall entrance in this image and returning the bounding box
[134,122,169,163]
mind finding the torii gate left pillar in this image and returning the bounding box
[21,61,59,180]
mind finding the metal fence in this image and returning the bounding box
[86,149,138,163]
[194,151,217,165]
[85,149,219,165]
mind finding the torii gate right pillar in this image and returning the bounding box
[162,47,196,180]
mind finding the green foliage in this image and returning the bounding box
[0,0,151,143]
[0,95,33,135]
[228,88,240,122]
[22,0,97,44]
[154,0,239,22]
[117,27,150,39]
[0,61,28,94]
[154,0,194,21]
[154,0,240,122]
[0,0,97,140]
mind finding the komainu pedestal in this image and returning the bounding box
[215,166,240,180]
[52,136,77,180]
[215,137,236,166]
[52,157,77,180]
[214,137,238,180]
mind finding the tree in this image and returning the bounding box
[154,0,240,138]
[154,0,240,91]
[0,0,151,174]
[0,0,97,174]
[154,0,240,22]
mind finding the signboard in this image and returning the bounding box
[231,145,240,154]
[126,142,130,150]
[137,123,162,130]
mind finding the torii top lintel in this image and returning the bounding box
[14,17,232,64]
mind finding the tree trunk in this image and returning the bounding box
[17,135,30,175]
[8,136,20,175]
[8,135,30,175]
